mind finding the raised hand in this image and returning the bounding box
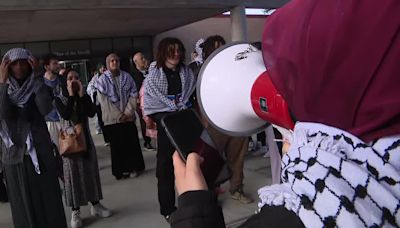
[0,58,11,83]
[28,57,40,77]
[119,113,129,122]
[67,80,75,96]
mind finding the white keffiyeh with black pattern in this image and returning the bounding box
[0,48,41,174]
[143,65,196,116]
[95,70,137,112]
[258,122,400,227]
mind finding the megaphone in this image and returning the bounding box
[197,42,294,136]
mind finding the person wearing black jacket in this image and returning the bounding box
[0,48,68,228]
[132,52,154,150]
[143,38,196,223]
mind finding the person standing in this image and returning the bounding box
[42,54,62,147]
[96,53,145,180]
[0,48,67,228]
[132,52,155,150]
[55,68,111,228]
[143,37,196,222]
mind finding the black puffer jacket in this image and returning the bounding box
[170,190,304,228]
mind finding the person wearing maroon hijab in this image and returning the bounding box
[168,0,400,227]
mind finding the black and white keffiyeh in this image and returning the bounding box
[258,122,400,227]
[95,70,137,112]
[0,48,40,173]
[143,65,196,116]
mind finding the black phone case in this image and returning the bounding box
[160,109,231,187]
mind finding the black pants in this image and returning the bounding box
[136,107,151,145]
[257,131,266,146]
[155,120,177,216]
[0,171,8,202]
[105,122,145,178]
[248,132,266,146]
[96,105,110,143]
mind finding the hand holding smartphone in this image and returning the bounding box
[161,109,230,187]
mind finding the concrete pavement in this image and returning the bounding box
[0,119,273,228]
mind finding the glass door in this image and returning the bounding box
[59,59,89,86]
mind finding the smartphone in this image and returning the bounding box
[161,109,229,186]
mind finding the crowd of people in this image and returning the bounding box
[1,1,399,227]
[0,33,274,228]
[169,1,400,228]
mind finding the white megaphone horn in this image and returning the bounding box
[197,42,294,136]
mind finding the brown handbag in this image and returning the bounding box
[58,123,87,156]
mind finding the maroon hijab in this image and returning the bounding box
[262,0,400,142]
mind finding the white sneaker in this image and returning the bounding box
[91,203,112,218]
[71,210,82,228]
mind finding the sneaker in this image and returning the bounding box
[91,203,112,218]
[164,215,171,224]
[231,189,254,204]
[71,210,82,228]
[95,130,102,135]
[104,142,110,147]
[132,170,144,178]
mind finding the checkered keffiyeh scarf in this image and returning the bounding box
[195,38,204,64]
[95,70,137,112]
[258,122,400,227]
[0,48,41,173]
[1,48,37,107]
[143,65,196,116]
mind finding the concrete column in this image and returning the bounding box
[230,5,248,42]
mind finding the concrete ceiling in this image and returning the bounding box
[0,0,289,43]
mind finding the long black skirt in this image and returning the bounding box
[4,155,67,228]
[104,122,145,178]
